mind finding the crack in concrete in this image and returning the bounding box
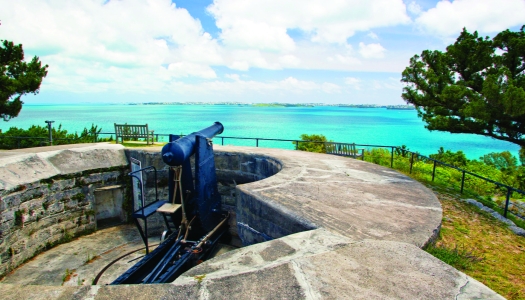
[455,278,469,300]
[291,260,321,300]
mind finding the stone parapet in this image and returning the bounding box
[0,144,129,277]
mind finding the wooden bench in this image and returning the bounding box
[114,123,155,144]
[325,142,364,159]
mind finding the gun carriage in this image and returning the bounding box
[111,122,229,284]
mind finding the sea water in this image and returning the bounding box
[0,104,519,160]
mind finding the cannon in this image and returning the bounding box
[111,122,229,284]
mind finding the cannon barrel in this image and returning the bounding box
[162,122,224,166]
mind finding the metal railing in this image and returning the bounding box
[3,132,524,221]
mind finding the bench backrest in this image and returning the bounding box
[114,124,150,136]
[325,142,357,156]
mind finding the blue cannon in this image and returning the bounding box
[111,122,229,284]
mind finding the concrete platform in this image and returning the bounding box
[0,144,504,299]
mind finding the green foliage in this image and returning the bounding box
[401,26,525,148]
[1,40,48,121]
[395,145,410,157]
[0,123,107,149]
[362,146,525,203]
[481,151,518,171]
[295,134,328,153]
[429,147,468,167]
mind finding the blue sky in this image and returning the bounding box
[1,0,525,105]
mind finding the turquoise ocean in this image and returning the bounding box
[0,104,519,160]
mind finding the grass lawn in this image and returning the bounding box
[425,185,525,300]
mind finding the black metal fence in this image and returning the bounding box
[3,132,524,221]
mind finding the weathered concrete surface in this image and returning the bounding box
[0,143,127,191]
[176,229,503,299]
[222,145,441,247]
[0,225,148,286]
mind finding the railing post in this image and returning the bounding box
[504,188,511,218]
[256,138,259,147]
[432,161,436,181]
[390,147,394,168]
[295,141,299,150]
[460,171,465,194]
[409,153,414,174]
[221,137,224,145]
[361,149,364,161]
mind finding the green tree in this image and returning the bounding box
[1,40,48,121]
[430,147,468,167]
[401,26,525,149]
[295,134,328,153]
[480,151,518,171]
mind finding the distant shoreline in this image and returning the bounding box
[123,102,416,109]
[24,102,415,110]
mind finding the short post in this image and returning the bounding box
[256,138,259,147]
[504,188,511,218]
[221,137,224,145]
[460,171,465,194]
[432,161,436,181]
[390,147,394,168]
[45,120,54,146]
[409,153,414,174]
[296,141,299,150]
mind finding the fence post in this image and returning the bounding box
[409,153,414,174]
[460,171,465,194]
[295,141,299,150]
[221,137,224,145]
[504,188,511,218]
[256,138,259,147]
[432,161,436,181]
[390,147,394,168]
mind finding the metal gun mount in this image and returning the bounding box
[111,122,228,284]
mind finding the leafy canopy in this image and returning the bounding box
[296,133,328,153]
[1,40,48,121]
[401,26,525,147]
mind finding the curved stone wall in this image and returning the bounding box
[0,144,128,277]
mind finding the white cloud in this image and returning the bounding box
[227,50,280,71]
[167,62,217,78]
[0,0,222,92]
[322,82,342,93]
[367,32,379,40]
[225,74,241,81]
[208,0,411,46]
[407,1,422,15]
[344,77,362,90]
[359,42,386,59]
[278,55,301,67]
[416,0,525,37]
[372,77,403,90]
